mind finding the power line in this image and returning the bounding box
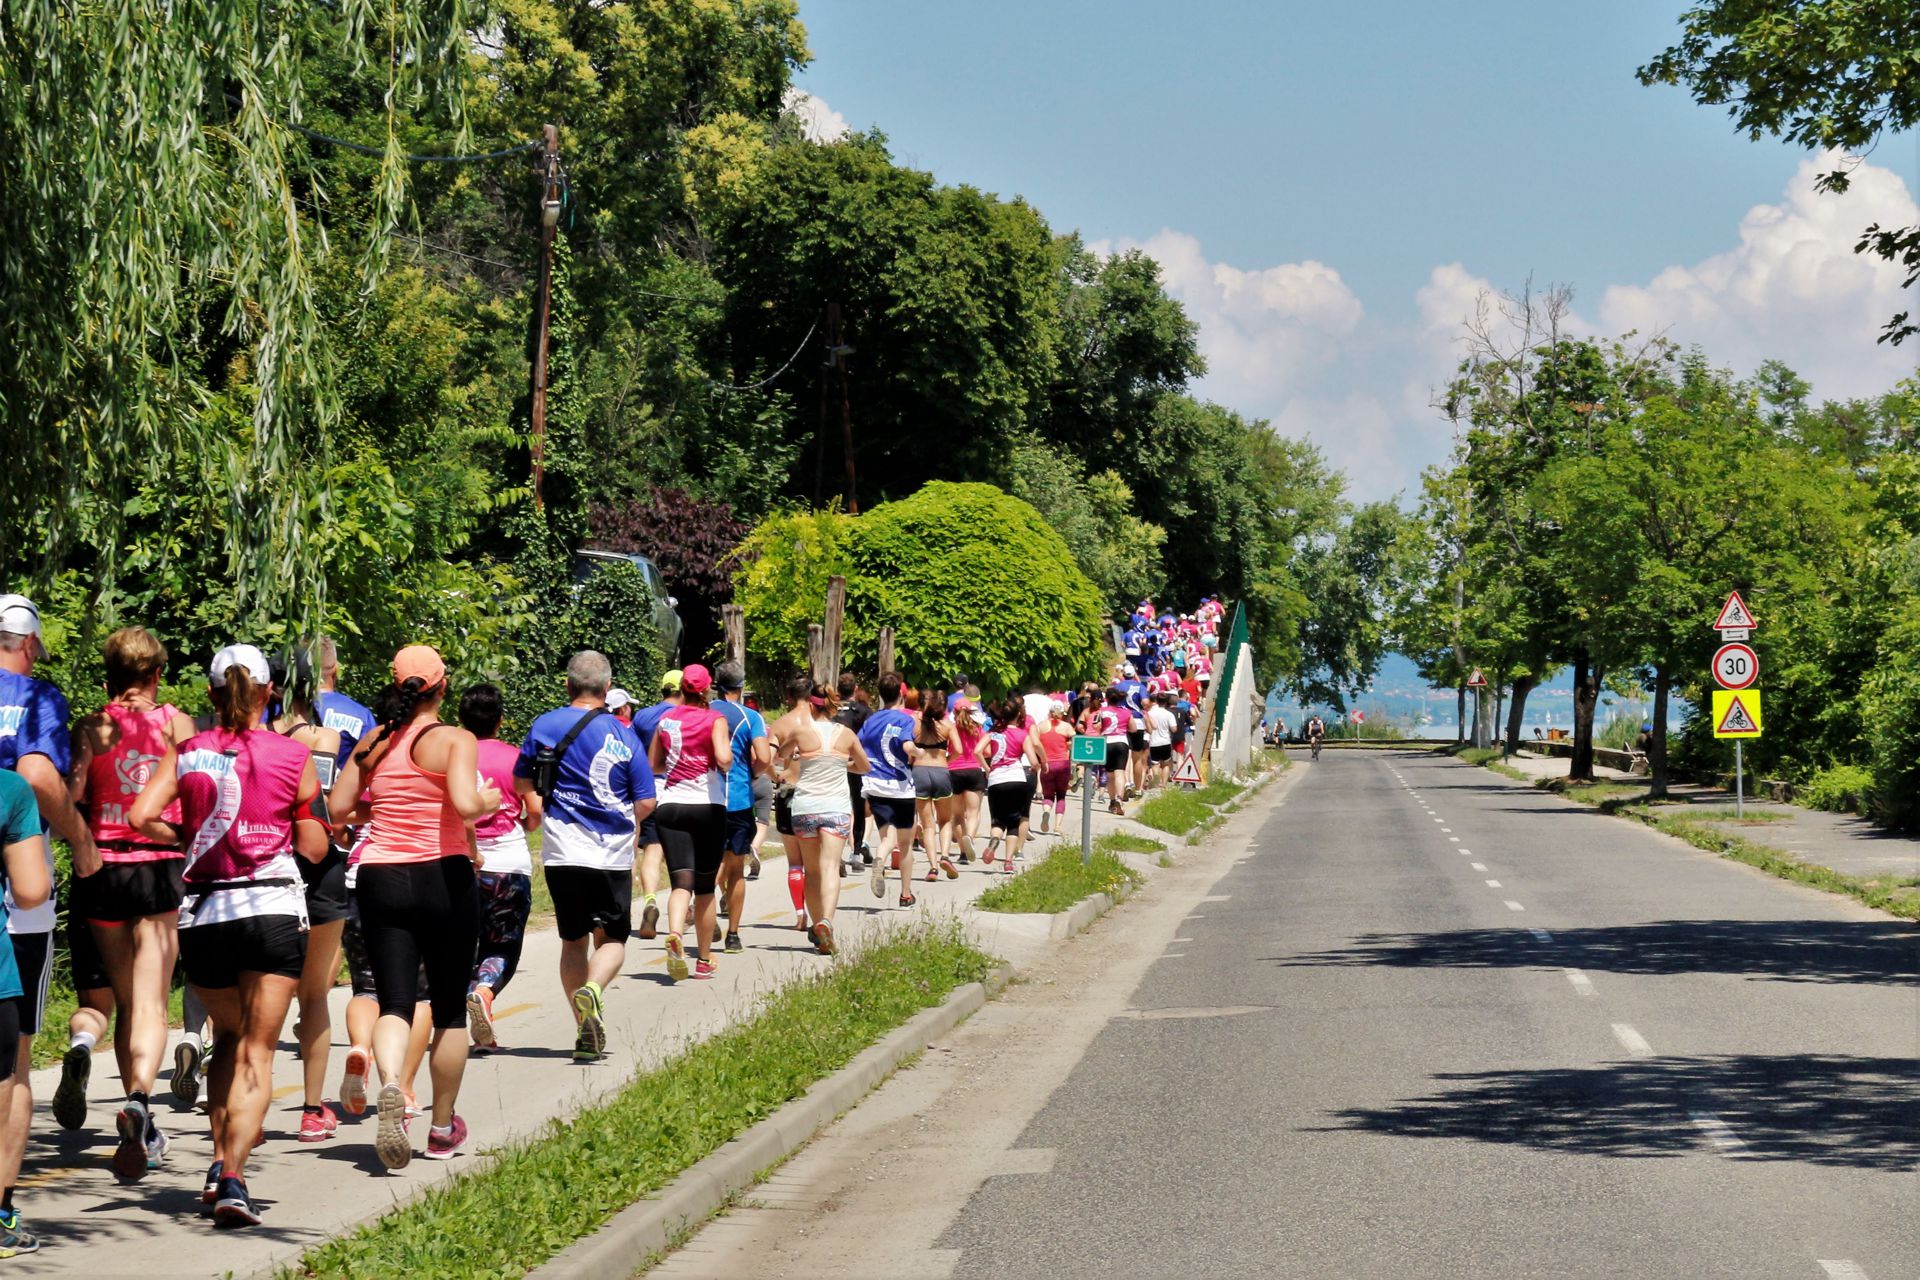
[704,318,821,394]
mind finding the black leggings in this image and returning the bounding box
[354,857,478,1030]
[656,803,726,897]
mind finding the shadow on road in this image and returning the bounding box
[1274,919,1918,986]
[1317,1053,1919,1171]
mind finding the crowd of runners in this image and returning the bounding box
[0,589,1224,1248]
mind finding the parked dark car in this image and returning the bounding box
[569,549,684,663]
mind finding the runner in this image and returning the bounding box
[711,663,768,956]
[1036,701,1075,835]
[980,701,1041,870]
[1146,692,1180,789]
[649,665,731,981]
[832,674,872,872]
[67,627,195,1173]
[768,680,869,955]
[128,644,325,1225]
[607,688,634,727]
[514,651,653,1050]
[906,686,958,885]
[313,636,374,770]
[461,684,540,1052]
[1099,687,1131,815]
[946,699,987,863]
[629,671,681,941]
[857,673,918,904]
[0,594,93,1220]
[0,766,52,1254]
[1117,664,1150,798]
[330,644,499,1171]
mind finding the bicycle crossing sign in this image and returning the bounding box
[1711,689,1762,739]
[1713,590,1756,633]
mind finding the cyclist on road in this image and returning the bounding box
[1306,714,1327,761]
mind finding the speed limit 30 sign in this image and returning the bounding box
[1712,642,1758,690]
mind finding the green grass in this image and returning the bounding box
[1671,805,1789,823]
[1099,833,1169,855]
[287,921,997,1279]
[974,840,1147,915]
[1134,776,1245,836]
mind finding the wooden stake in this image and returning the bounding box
[722,605,745,668]
[877,625,895,677]
[824,575,846,681]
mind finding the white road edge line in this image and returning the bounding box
[1689,1110,1753,1159]
[1611,1023,1654,1058]
[1563,968,1595,996]
[1504,900,1525,911]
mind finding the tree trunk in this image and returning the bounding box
[1569,650,1602,783]
[1650,663,1670,799]
[1504,675,1537,756]
[1473,687,1496,748]
[1456,682,1466,744]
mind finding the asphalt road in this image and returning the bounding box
[662,752,1919,1280]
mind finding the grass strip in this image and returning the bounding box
[1135,776,1244,835]
[975,839,1147,915]
[1453,752,1920,921]
[286,921,997,1279]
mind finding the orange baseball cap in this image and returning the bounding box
[392,644,446,689]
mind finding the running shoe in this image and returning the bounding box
[145,1123,171,1170]
[340,1046,371,1116]
[924,867,939,882]
[871,863,887,898]
[201,1160,224,1205]
[718,896,730,920]
[172,1038,203,1109]
[898,891,917,908]
[1109,800,1125,816]
[812,922,836,956]
[112,1098,151,1182]
[572,982,606,1061]
[403,1091,422,1119]
[423,1115,469,1161]
[638,898,661,940]
[212,1176,261,1227]
[747,854,761,880]
[298,1106,339,1144]
[794,911,809,931]
[51,1043,90,1130]
[724,932,743,954]
[467,985,497,1049]
[664,933,689,983]
[692,959,717,980]
[939,856,959,879]
[712,920,726,946]
[0,1209,39,1257]
[375,1083,412,1170]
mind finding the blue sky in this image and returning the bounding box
[792,0,1920,499]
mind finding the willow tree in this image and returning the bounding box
[0,1,474,620]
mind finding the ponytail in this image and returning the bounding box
[212,665,260,733]
[353,676,437,769]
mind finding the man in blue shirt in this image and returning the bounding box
[513,650,656,1062]
[313,637,374,769]
[629,670,680,940]
[857,674,921,904]
[710,662,768,953]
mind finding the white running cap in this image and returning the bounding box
[606,687,632,711]
[0,594,45,660]
[209,644,272,688]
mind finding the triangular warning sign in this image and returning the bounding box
[1466,668,1488,688]
[1170,752,1202,786]
[1714,590,1756,630]
[1715,694,1758,735]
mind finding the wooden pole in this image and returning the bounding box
[876,625,895,677]
[722,605,745,668]
[807,625,826,685]
[824,575,846,681]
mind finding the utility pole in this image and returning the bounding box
[529,123,561,510]
[825,303,858,513]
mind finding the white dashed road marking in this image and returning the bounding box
[1818,1262,1871,1280]
[1504,900,1525,912]
[1471,863,1487,871]
[1689,1111,1753,1159]
[1611,1023,1654,1058]
[1563,969,1595,996]
[1485,879,1502,888]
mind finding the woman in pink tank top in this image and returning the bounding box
[66,626,195,1177]
[328,644,499,1173]
[130,643,325,1226]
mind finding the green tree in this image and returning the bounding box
[1006,440,1167,612]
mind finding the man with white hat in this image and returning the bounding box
[0,593,95,1252]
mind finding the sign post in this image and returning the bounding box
[1071,734,1107,866]
[1466,668,1488,749]
[1710,591,1761,817]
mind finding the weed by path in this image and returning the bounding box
[286,921,996,1279]
[976,839,1148,915]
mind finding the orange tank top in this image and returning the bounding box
[361,722,467,865]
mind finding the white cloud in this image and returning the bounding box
[783,88,850,144]
[1097,155,1920,504]
[1597,152,1919,398]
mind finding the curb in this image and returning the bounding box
[1048,877,1135,940]
[531,965,1015,1279]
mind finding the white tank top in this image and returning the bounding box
[789,723,852,817]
